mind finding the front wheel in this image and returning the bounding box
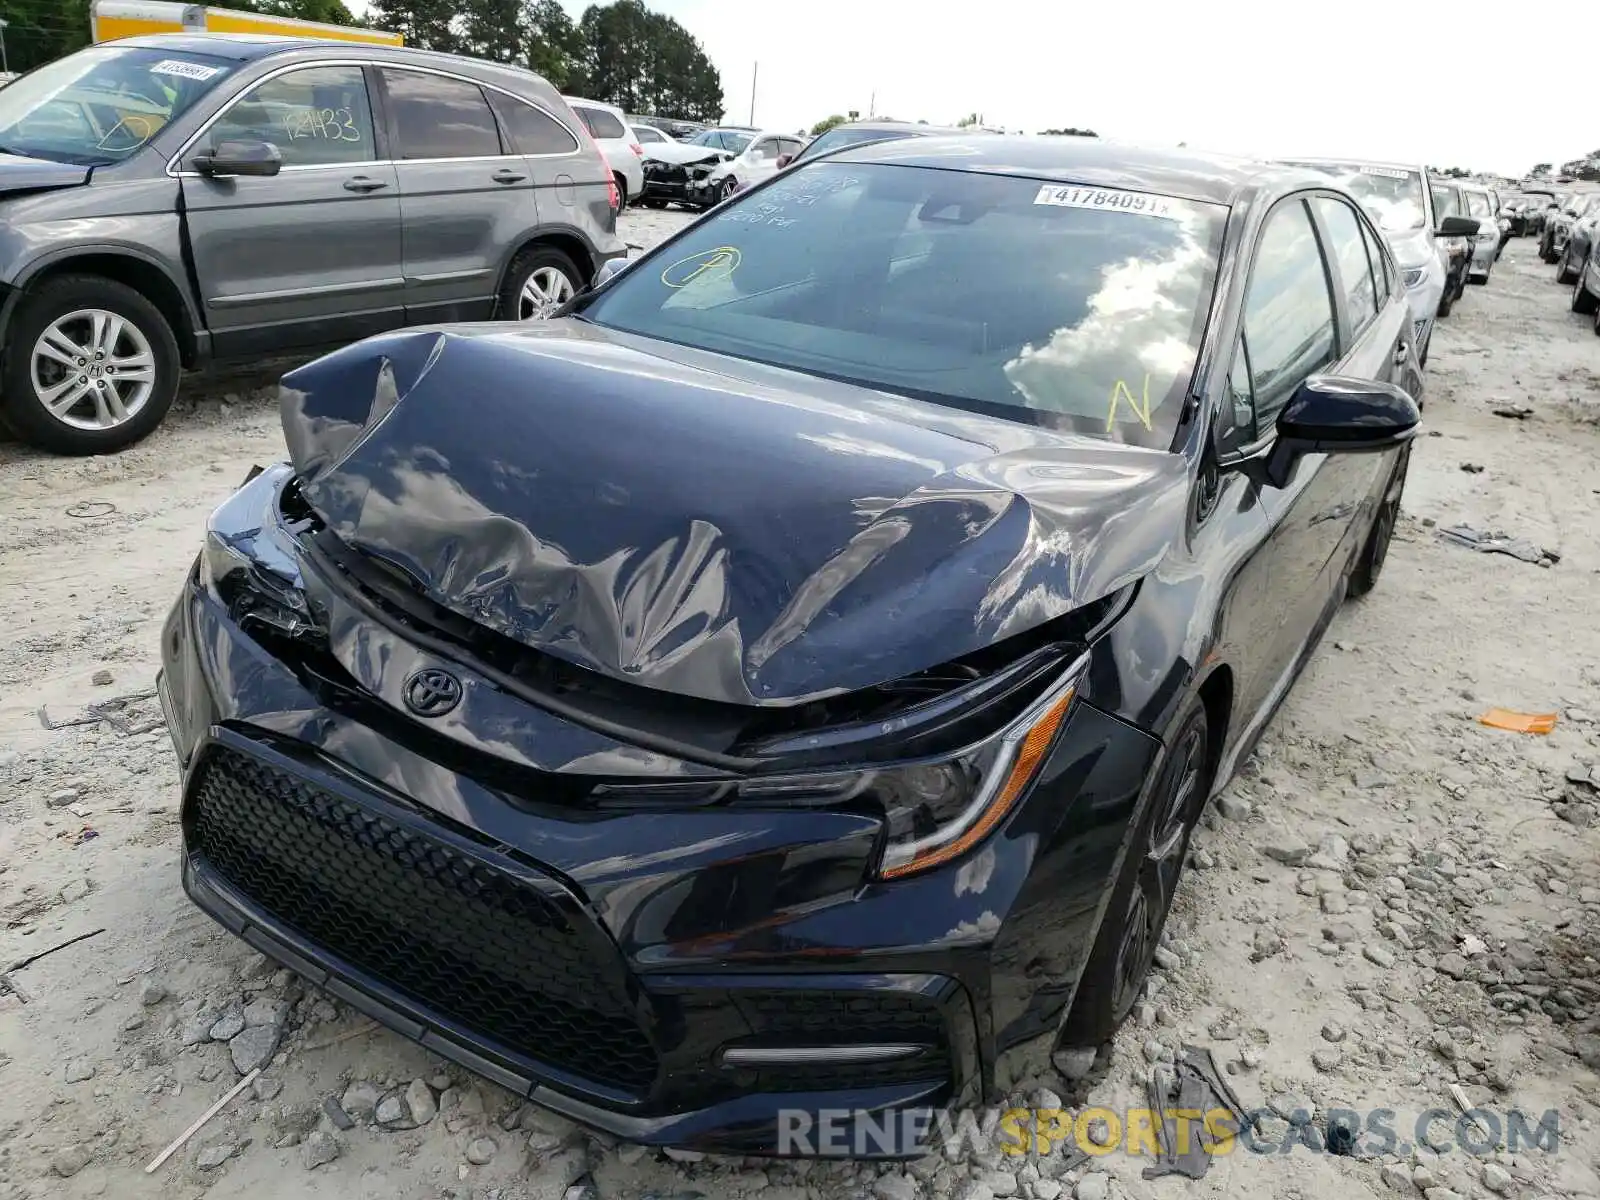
[1348,444,1409,598]
[500,245,583,321]
[1435,284,1454,319]
[0,273,180,455]
[1574,275,1599,316]
[1057,703,1210,1046]
[1557,251,1580,286]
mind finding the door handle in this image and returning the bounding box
[343,176,387,193]
[492,169,528,184]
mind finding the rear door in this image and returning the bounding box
[376,66,537,325]
[179,62,404,357]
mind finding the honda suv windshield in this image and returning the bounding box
[582,161,1226,449]
[0,44,233,165]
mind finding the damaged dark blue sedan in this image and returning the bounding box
[158,137,1423,1155]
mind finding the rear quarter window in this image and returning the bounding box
[574,105,626,140]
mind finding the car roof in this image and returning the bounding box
[563,95,623,113]
[829,120,972,137]
[1283,156,1426,173]
[826,135,1314,207]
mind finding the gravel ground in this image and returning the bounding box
[2,221,1599,1200]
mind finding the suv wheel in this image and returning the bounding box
[612,172,629,206]
[1557,249,1580,286]
[1,274,180,455]
[501,246,583,321]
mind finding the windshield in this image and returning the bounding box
[797,126,916,161]
[690,129,753,154]
[0,44,233,165]
[581,162,1226,449]
[1285,163,1427,233]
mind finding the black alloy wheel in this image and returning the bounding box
[1348,443,1410,598]
[1058,703,1210,1045]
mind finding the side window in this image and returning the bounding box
[779,137,804,157]
[486,91,578,155]
[381,69,502,159]
[1312,196,1377,335]
[1242,199,1337,439]
[1360,216,1392,305]
[575,104,626,140]
[750,137,781,160]
[208,65,374,167]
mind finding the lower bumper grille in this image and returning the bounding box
[186,744,658,1094]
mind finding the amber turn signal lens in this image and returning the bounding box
[879,686,1075,880]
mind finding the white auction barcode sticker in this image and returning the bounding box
[1033,184,1179,219]
[151,60,221,81]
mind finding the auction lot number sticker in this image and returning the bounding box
[1034,185,1178,219]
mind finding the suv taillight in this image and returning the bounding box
[629,143,643,157]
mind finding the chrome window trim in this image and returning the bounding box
[167,57,584,178]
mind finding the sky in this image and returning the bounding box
[356,0,1595,178]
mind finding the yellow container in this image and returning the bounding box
[90,1,403,47]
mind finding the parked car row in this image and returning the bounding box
[1535,190,1600,334]
[1277,161,1489,366]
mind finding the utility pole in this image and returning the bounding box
[749,62,757,125]
[869,91,875,119]
[0,20,9,76]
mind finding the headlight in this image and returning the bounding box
[200,528,314,641]
[1402,266,1427,288]
[734,655,1086,880]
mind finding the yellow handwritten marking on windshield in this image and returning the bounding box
[1106,375,1154,432]
[661,246,742,288]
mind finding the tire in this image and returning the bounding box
[612,172,629,206]
[0,273,180,456]
[1574,275,1600,316]
[1435,284,1454,319]
[1057,701,1211,1046]
[1539,237,1557,263]
[1557,250,1579,286]
[719,177,738,204]
[1347,443,1409,599]
[498,245,584,321]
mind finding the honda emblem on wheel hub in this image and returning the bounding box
[403,668,463,717]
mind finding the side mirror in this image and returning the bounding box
[1435,215,1480,238]
[593,256,630,289]
[775,153,793,168]
[1263,376,1420,489]
[192,139,282,178]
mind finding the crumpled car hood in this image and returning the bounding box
[281,321,1189,707]
[0,152,91,197]
[641,142,728,166]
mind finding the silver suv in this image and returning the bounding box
[0,34,624,454]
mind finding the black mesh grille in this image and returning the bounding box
[187,744,658,1093]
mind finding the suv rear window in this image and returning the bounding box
[381,69,501,159]
[573,104,626,140]
[486,91,578,156]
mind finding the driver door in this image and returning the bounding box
[179,63,404,358]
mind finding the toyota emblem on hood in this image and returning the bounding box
[403,668,463,717]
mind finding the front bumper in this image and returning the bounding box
[641,165,721,206]
[159,551,1160,1154]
